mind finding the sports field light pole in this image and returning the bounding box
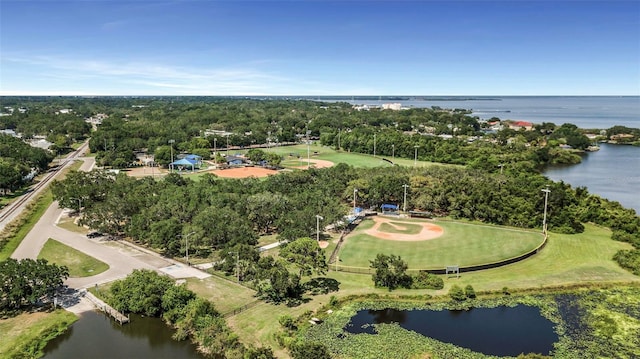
[392,144,395,161]
[316,215,324,242]
[168,139,175,172]
[414,145,419,167]
[353,188,358,214]
[402,184,409,213]
[541,187,551,234]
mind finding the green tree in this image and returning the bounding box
[279,237,328,277]
[370,254,411,290]
[0,258,68,311]
[109,269,174,316]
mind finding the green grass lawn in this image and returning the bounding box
[0,309,78,359]
[38,238,109,277]
[337,218,545,269]
[185,276,258,314]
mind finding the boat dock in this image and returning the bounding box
[84,291,130,325]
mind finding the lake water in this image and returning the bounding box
[323,96,640,213]
[345,305,558,357]
[543,143,640,213]
[43,311,203,359]
[330,96,640,129]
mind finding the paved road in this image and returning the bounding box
[10,154,211,312]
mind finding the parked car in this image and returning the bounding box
[86,231,103,238]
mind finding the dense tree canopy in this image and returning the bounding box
[0,258,69,311]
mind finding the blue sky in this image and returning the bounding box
[1,1,639,96]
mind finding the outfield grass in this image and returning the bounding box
[338,218,544,269]
[38,238,109,277]
[0,310,78,359]
[264,144,447,168]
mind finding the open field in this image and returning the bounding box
[338,217,545,269]
[0,310,78,359]
[38,238,109,277]
[185,276,257,314]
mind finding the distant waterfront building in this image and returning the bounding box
[382,103,402,110]
[507,120,534,131]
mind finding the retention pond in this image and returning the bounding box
[43,311,203,358]
[344,305,558,356]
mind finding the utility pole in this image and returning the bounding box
[228,251,240,282]
[542,186,551,234]
[168,139,175,172]
[414,145,419,167]
[178,231,195,265]
[402,184,409,212]
[392,144,395,160]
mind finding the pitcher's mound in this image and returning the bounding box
[319,240,329,249]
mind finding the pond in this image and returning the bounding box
[344,305,558,356]
[43,311,204,358]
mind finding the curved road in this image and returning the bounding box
[9,153,210,312]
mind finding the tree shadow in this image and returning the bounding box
[303,277,340,295]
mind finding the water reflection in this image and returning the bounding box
[44,311,203,359]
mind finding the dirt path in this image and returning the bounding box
[363,216,444,241]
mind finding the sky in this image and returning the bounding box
[1,0,639,96]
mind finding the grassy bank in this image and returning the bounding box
[38,238,109,277]
[0,310,78,359]
[0,190,54,261]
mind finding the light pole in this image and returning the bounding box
[168,139,175,171]
[392,144,395,160]
[402,184,409,212]
[498,163,504,175]
[214,137,217,155]
[542,187,551,234]
[178,231,195,265]
[307,131,311,169]
[373,133,376,157]
[353,188,358,214]
[316,215,324,242]
[414,145,419,167]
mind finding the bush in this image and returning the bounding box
[464,285,476,299]
[279,315,297,330]
[449,285,466,301]
[613,249,640,275]
[290,342,331,359]
[411,271,444,290]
